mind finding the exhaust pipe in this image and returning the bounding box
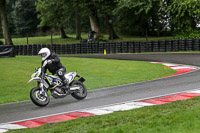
[70,86,81,91]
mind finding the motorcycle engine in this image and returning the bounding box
[51,87,66,99]
[51,79,66,99]
[53,79,63,86]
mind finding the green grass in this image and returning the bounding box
[8,96,200,133]
[0,34,173,45]
[0,56,176,104]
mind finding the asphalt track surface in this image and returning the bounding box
[1,53,200,124]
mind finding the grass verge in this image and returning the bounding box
[8,96,200,133]
[0,56,176,104]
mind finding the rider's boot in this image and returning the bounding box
[63,79,70,91]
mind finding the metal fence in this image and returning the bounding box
[10,39,200,55]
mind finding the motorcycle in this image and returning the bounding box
[28,60,87,107]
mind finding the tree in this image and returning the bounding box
[80,0,109,39]
[105,14,119,40]
[0,23,2,38]
[35,0,68,38]
[13,0,40,36]
[101,0,119,40]
[167,0,200,31]
[72,1,82,40]
[114,0,170,37]
[36,0,120,40]
[85,2,101,39]
[0,0,13,45]
[80,0,119,39]
[6,0,16,36]
[75,6,81,40]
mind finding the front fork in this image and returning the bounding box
[38,82,45,95]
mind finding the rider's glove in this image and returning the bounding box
[47,60,53,64]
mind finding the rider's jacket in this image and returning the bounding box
[41,52,65,75]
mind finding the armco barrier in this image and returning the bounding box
[13,39,200,55]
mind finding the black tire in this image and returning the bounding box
[30,87,50,107]
[71,80,87,100]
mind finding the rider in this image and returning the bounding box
[38,48,69,90]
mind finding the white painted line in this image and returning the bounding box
[101,104,140,111]
[83,102,154,115]
[84,109,113,115]
[84,102,155,115]
[162,63,180,66]
[0,124,26,130]
[0,100,31,107]
[0,129,8,133]
[150,62,200,70]
[150,62,159,64]
[171,66,195,70]
[126,102,155,107]
[186,89,200,93]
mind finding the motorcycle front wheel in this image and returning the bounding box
[30,87,50,107]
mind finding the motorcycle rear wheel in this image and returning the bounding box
[71,80,87,100]
[30,87,50,107]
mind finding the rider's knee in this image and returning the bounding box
[57,69,64,76]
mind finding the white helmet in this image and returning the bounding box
[38,48,51,61]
